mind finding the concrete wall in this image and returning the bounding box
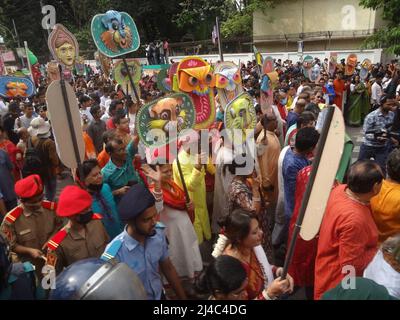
[254,0,378,37]
[168,49,383,65]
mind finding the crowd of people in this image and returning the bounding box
[0,54,399,300]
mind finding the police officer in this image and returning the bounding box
[102,184,187,300]
[46,186,109,273]
[0,175,62,279]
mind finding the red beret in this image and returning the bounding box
[57,186,92,217]
[15,175,43,199]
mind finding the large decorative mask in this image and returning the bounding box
[75,56,86,77]
[113,59,141,99]
[329,52,338,77]
[157,68,172,93]
[175,57,216,130]
[215,61,243,108]
[48,24,79,69]
[302,55,313,79]
[224,93,257,145]
[0,76,35,98]
[136,93,196,148]
[345,54,358,76]
[309,64,321,83]
[360,58,372,80]
[91,10,140,58]
[260,56,278,108]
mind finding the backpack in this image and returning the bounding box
[21,138,43,178]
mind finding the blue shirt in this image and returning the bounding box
[363,108,395,147]
[282,148,311,220]
[101,141,142,199]
[286,111,299,129]
[91,183,124,240]
[0,150,16,202]
[104,226,169,300]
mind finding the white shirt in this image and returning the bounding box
[296,85,304,96]
[80,108,94,123]
[371,82,383,105]
[0,99,7,118]
[396,84,400,98]
[364,250,400,299]
[382,77,392,90]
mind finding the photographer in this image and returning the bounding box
[358,95,396,173]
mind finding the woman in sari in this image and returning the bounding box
[346,76,370,126]
[142,162,203,283]
[225,157,274,263]
[77,159,124,240]
[216,209,293,300]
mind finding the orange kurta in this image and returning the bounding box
[314,184,378,300]
[371,179,400,243]
[83,132,96,160]
[333,79,345,110]
[97,148,110,169]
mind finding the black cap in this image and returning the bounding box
[118,184,155,221]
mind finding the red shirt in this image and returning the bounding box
[314,184,378,299]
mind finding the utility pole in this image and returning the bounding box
[216,16,223,62]
[12,19,25,68]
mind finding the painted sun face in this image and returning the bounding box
[178,65,215,96]
[55,42,76,67]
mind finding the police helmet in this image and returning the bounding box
[49,258,147,300]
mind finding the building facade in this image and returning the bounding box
[253,0,386,52]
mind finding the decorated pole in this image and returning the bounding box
[47,24,84,178]
[122,57,141,105]
[281,106,345,279]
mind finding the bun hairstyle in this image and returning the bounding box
[218,209,257,247]
[195,255,247,296]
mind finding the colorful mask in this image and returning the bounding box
[360,58,372,80]
[345,54,358,76]
[0,76,35,98]
[215,62,243,108]
[224,93,257,145]
[175,57,216,130]
[302,55,313,79]
[260,56,276,108]
[113,59,141,99]
[309,64,321,83]
[75,56,86,76]
[48,24,79,69]
[329,53,338,77]
[91,10,140,58]
[156,68,172,93]
[136,93,196,148]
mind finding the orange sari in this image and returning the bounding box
[240,251,265,300]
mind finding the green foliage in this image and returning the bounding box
[220,0,274,38]
[359,0,400,55]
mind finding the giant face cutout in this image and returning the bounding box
[215,62,243,108]
[175,57,216,130]
[48,24,79,69]
[136,93,196,148]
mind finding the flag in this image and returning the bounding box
[212,25,218,45]
[253,45,263,66]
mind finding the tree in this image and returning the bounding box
[359,0,400,55]
[220,0,275,38]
